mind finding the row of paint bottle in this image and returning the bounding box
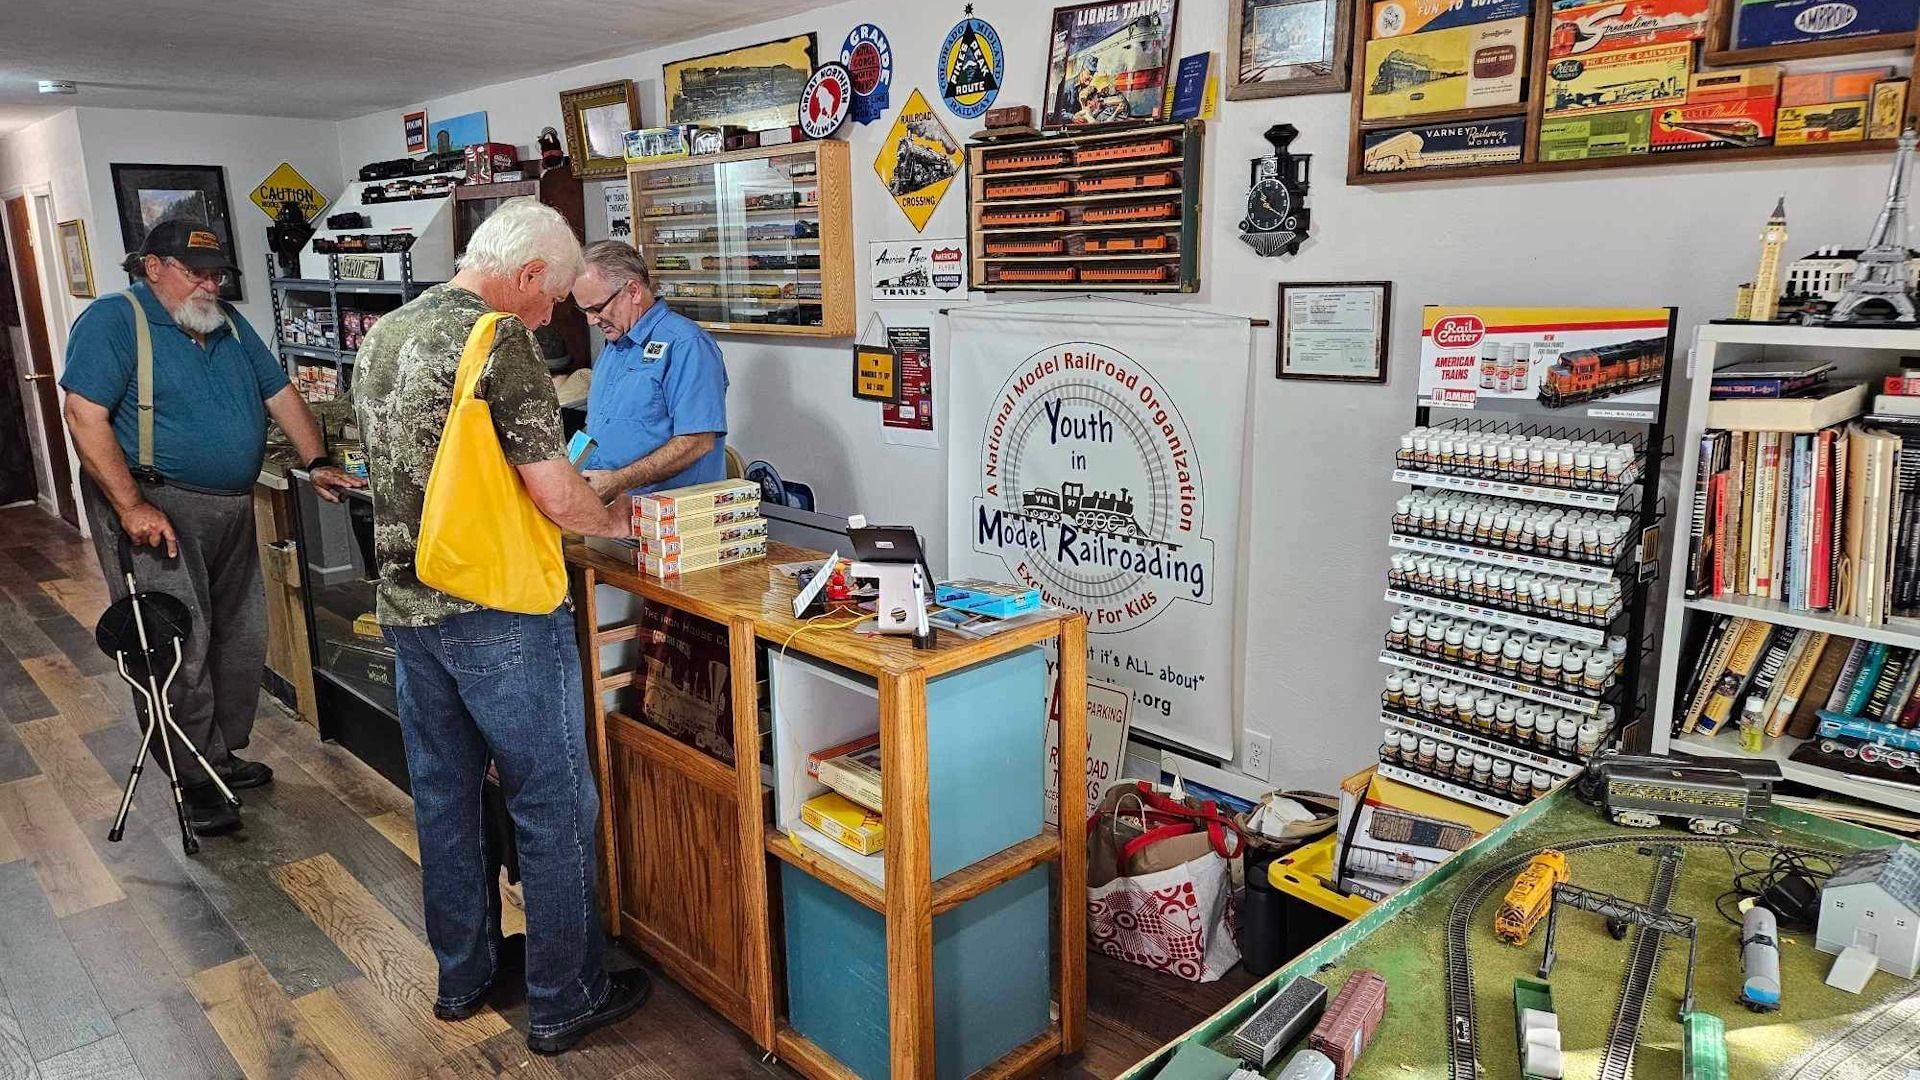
[1395,426,1641,492]
[1380,737,1554,803]
[1384,667,1614,758]
[1389,556,1625,626]
[1392,491,1633,564]
[1387,610,1625,694]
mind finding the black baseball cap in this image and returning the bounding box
[132,218,238,272]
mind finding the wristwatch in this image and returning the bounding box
[305,455,339,472]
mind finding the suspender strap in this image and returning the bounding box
[123,292,154,470]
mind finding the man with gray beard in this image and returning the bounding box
[59,218,360,837]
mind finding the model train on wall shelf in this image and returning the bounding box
[985,177,1071,199]
[1081,201,1177,224]
[980,207,1068,228]
[1538,337,1667,408]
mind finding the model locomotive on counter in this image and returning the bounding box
[1577,750,1781,834]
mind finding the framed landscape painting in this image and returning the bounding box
[109,162,241,300]
[1228,0,1351,99]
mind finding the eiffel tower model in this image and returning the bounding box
[1831,127,1918,324]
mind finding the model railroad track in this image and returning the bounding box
[1777,973,1920,1079]
[1596,847,1681,1080]
[1443,834,1838,1080]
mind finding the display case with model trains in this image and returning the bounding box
[965,120,1203,293]
[625,140,855,337]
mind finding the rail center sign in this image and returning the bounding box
[948,304,1251,758]
[249,162,327,222]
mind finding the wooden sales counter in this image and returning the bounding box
[566,540,1088,1080]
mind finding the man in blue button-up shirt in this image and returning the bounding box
[570,241,728,500]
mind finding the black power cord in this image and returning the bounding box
[1715,845,1834,929]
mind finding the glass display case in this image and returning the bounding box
[627,140,854,337]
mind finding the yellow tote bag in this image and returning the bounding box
[416,312,566,614]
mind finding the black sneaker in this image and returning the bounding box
[214,756,274,789]
[435,934,527,1021]
[526,969,653,1056]
[181,783,241,836]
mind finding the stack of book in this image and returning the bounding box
[1684,420,1920,623]
[801,733,884,855]
[1676,619,1920,743]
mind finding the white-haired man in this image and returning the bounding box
[61,218,363,837]
[353,197,648,1055]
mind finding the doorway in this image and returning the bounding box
[0,229,36,508]
[4,194,76,525]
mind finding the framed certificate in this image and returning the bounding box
[1278,281,1391,382]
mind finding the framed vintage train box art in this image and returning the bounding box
[1548,0,1709,57]
[1361,16,1527,119]
[1539,109,1653,159]
[1370,0,1529,37]
[1543,40,1690,115]
[1731,0,1920,50]
[1361,116,1525,172]
[1417,306,1677,416]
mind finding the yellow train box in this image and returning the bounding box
[1776,101,1869,145]
[1362,17,1528,120]
[1543,41,1692,116]
[801,792,885,856]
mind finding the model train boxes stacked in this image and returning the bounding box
[1362,0,1528,120]
[1540,40,1690,158]
[1775,66,1889,145]
[1335,767,1502,901]
[1494,850,1570,945]
[628,480,766,578]
[1513,977,1565,1079]
[1361,118,1526,174]
[1652,67,1782,153]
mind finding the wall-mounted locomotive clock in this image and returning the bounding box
[1239,123,1311,257]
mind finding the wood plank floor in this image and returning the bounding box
[0,505,1253,1078]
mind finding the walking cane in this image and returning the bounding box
[95,534,240,855]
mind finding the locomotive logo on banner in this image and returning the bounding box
[873,89,964,231]
[800,62,853,139]
[938,6,1005,118]
[840,23,894,124]
[948,308,1252,758]
[1416,306,1676,420]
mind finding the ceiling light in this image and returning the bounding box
[37,80,77,95]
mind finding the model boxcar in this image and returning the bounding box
[1307,969,1387,1079]
[1682,1011,1728,1080]
[1495,851,1570,946]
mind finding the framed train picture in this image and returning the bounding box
[663,33,817,132]
[1416,305,1678,420]
[1042,0,1181,127]
[1228,0,1352,98]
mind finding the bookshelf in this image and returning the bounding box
[1652,322,1920,813]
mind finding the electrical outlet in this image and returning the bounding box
[1244,731,1272,782]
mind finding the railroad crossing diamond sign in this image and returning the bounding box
[249,162,327,222]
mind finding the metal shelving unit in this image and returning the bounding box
[1651,321,1920,814]
[269,250,435,394]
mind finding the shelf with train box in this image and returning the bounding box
[1655,319,1920,814]
[1374,305,1681,816]
[626,139,855,338]
[963,120,1204,293]
[1348,0,1920,184]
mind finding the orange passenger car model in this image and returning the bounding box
[1493,850,1569,945]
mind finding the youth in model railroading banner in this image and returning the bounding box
[947,302,1252,758]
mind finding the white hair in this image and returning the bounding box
[455,196,583,289]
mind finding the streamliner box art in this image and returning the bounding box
[1732,0,1920,50]
[1361,117,1526,172]
[1362,17,1528,119]
[1371,0,1530,37]
[1542,40,1692,115]
[1549,0,1710,57]
[1539,109,1654,159]
[1418,306,1675,416]
[1650,66,1781,150]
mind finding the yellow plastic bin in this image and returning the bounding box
[1265,834,1375,959]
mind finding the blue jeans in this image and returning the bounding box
[385,605,609,1037]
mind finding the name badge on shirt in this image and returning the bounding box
[642,340,670,362]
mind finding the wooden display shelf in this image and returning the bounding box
[967,121,1203,294]
[628,141,851,337]
[1346,0,1920,185]
[982,253,1182,262]
[571,540,1087,1078]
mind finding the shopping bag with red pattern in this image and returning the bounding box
[1086,782,1243,982]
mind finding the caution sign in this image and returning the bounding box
[250,162,327,222]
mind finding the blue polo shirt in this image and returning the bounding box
[59,282,289,493]
[583,299,729,494]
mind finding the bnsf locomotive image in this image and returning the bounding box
[1538,337,1667,407]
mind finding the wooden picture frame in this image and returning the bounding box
[109,162,241,301]
[56,219,94,299]
[560,80,640,180]
[1277,281,1391,382]
[1227,0,1352,98]
[663,33,818,132]
[1041,0,1182,127]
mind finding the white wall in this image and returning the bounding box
[334,0,1902,788]
[73,107,344,336]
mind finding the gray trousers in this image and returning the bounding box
[81,474,264,785]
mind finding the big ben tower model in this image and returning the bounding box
[1746,197,1789,321]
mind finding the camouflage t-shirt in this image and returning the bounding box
[352,284,566,626]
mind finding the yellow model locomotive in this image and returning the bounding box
[1493,850,1569,946]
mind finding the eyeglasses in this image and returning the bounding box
[578,281,631,319]
[165,258,232,288]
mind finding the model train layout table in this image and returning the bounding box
[1122,788,1918,1079]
